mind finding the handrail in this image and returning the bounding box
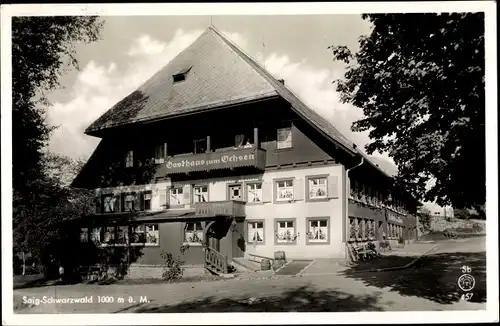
[205,247,228,274]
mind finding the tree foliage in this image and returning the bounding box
[12,16,103,265]
[12,16,103,194]
[417,206,433,233]
[329,13,485,211]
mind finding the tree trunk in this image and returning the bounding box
[22,251,26,276]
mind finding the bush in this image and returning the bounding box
[398,236,405,244]
[472,223,484,233]
[160,251,185,281]
[379,241,391,252]
[443,229,458,238]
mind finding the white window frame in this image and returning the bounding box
[125,150,134,168]
[277,127,292,149]
[276,220,296,244]
[145,224,159,246]
[247,221,265,244]
[169,187,186,206]
[193,185,208,203]
[184,222,204,245]
[246,182,263,203]
[308,177,328,200]
[307,219,329,243]
[276,179,294,201]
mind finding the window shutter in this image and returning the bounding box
[293,178,304,201]
[327,176,339,199]
[159,188,167,210]
[183,184,192,203]
[137,192,144,211]
[95,194,102,214]
[262,181,272,203]
[113,193,121,212]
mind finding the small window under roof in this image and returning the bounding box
[172,66,192,83]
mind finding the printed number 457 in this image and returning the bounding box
[461,293,474,301]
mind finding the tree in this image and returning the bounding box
[13,153,94,275]
[329,13,485,213]
[417,207,433,233]
[12,16,103,194]
[12,17,103,272]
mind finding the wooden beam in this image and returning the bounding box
[253,127,259,148]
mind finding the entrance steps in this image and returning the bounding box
[232,257,261,272]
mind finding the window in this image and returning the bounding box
[80,228,88,242]
[277,127,292,149]
[155,145,165,164]
[91,227,101,243]
[308,177,327,200]
[247,182,263,203]
[193,139,206,154]
[184,222,204,244]
[276,179,294,201]
[173,73,186,83]
[247,221,264,244]
[116,226,129,245]
[130,224,158,245]
[235,134,245,147]
[103,194,118,213]
[170,187,187,206]
[193,185,208,203]
[229,184,242,201]
[307,219,328,243]
[275,220,296,244]
[131,225,146,245]
[125,150,134,168]
[145,224,159,246]
[102,226,116,245]
[124,193,136,212]
[143,192,152,211]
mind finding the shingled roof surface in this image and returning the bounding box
[85,28,279,134]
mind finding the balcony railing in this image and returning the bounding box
[158,147,266,175]
[193,200,246,218]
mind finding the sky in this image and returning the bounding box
[42,15,444,212]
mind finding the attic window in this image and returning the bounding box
[172,66,192,84]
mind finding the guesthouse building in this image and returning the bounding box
[72,27,420,276]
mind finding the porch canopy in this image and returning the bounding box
[77,200,246,226]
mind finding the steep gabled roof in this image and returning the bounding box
[85,27,279,134]
[84,26,403,186]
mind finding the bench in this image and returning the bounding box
[351,244,378,261]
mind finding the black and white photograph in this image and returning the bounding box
[1,2,498,324]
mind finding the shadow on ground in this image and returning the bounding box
[342,251,486,305]
[131,285,385,312]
